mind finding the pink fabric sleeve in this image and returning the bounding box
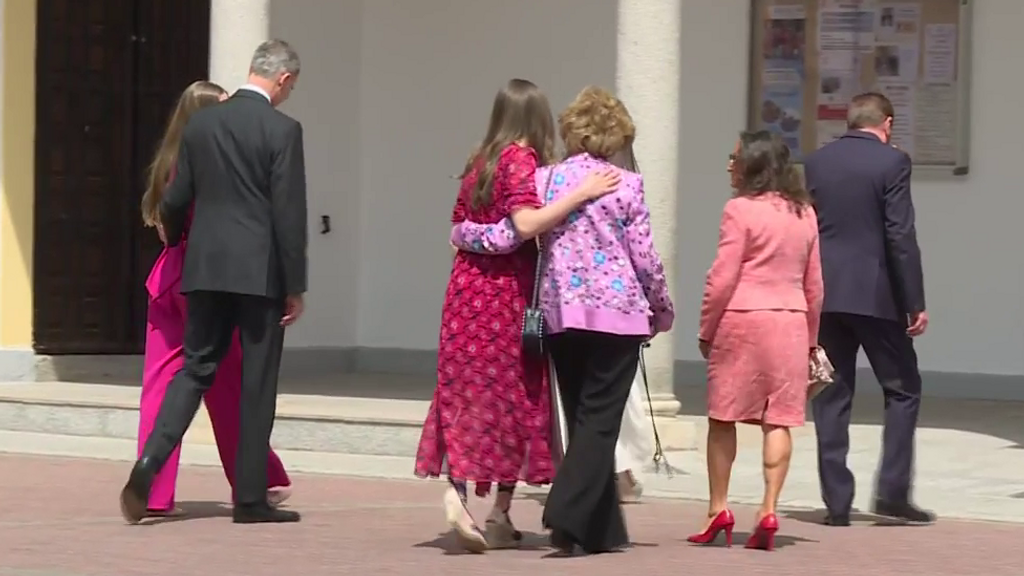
[450,219,522,254]
[625,176,674,334]
[699,199,747,342]
[803,209,825,347]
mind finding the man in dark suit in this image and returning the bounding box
[804,92,934,526]
[120,39,308,524]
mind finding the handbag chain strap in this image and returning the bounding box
[529,167,556,308]
[638,341,673,476]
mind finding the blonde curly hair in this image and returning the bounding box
[559,86,636,160]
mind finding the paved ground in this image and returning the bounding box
[2,454,1023,576]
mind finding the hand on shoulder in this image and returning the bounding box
[576,168,621,201]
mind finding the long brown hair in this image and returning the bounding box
[733,130,809,214]
[140,80,227,226]
[460,79,556,209]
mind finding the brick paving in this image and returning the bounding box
[2,454,1022,576]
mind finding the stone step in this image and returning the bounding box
[0,429,418,481]
[0,381,701,456]
[0,382,426,457]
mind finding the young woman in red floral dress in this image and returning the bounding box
[414,78,620,552]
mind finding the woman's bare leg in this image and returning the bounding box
[444,478,487,553]
[486,483,522,549]
[702,418,737,529]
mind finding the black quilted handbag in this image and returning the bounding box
[521,168,554,358]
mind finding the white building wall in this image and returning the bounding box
[353,0,618,350]
[267,0,1024,390]
[269,0,363,348]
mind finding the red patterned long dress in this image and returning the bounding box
[414,143,554,496]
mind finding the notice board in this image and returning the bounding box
[747,0,973,172]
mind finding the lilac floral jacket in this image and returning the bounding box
[450,153,674,337]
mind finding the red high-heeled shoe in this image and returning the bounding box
[687,509,735,546]
[745,513,779,551]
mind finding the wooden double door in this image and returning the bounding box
[33,0,210,353]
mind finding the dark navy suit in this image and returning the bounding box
[804,131,925,516]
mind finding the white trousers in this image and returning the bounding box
[551,361,655,476]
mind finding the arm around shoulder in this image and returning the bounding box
[450,218,523,254]
[271,120,308,295]
[507,152,618,239]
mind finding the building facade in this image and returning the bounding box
[2,0,1022,402]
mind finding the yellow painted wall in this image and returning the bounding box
[0,0,36,347]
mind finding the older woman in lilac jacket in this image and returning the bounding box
[451,86,673,554]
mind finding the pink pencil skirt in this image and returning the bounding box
[706,310,808,428]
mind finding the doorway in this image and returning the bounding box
[33,0,210,354]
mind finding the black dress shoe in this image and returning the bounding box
[549,529,577,555]
[233,502,301,524]
[120,457,158,524]
[824,513,851,527]
[872,499,936,524]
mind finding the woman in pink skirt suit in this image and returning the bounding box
[138,81,291,517]
[688,131,823,551]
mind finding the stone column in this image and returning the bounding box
[615,0,688,446]
[209,0,271,92]
[178,0,269,437]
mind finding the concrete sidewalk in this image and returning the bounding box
[2,454,1023,576]
[2,416,1023,524]
[2,372,1023,524]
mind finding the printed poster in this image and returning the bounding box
[923,23,957,84]
[763,4,808,81]
[816,120,849,148]
[875,3,921,41]
[760,4,807,158]
[759,83,805,160]
[818,0,877,53]
[817,51,860,122]
[913,84,957,163]
[873,42,919,83]
[874,82,915,155]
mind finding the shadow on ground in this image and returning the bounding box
[414,530,551,555]
[137,500,233,525]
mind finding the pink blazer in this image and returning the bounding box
[699,195,823,346]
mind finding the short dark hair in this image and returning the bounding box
[733,130,810,214]
[847,92,894,129]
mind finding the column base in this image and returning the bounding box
[651,415,699,451]
[646,394,681,418]
[0,347,36,381]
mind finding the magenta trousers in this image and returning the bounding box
[138,245,290,511]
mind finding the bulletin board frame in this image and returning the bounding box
[746,0,973,175]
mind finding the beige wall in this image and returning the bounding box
[0,0,36,348]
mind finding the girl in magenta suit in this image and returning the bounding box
[138,81,292,516]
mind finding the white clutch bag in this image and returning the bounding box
[808,346,835,400]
